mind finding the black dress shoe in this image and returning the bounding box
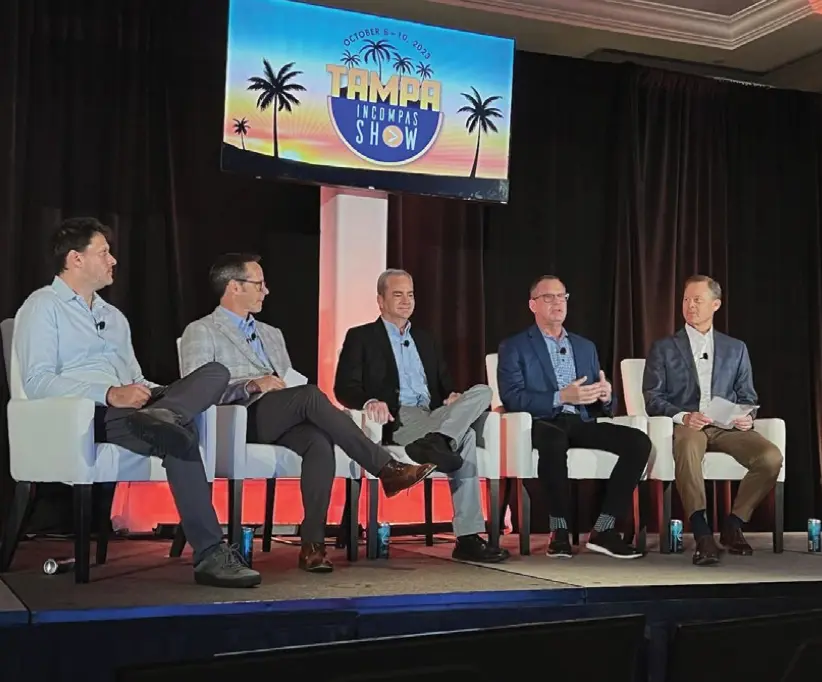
[126,407,198,458]
[405,433,463,473]
[452,535,510,563]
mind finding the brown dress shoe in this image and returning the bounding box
[719,524,754,555]
[379,460,436,498]
[693,535,721,566]
[299,543,333,573]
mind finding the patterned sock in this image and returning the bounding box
[593,513,616,532]
[690,510,712,539]
[549,516,567,531]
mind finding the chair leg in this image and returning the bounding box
[773,481,784,553]
[73,484,93,584]
[516,479,531,555]
[346,478,361,562]
[261,478,275,552]
[486,479,501,549]
[336,484,351,550]
[169,526,187,558]
[637,480,650,554]
[95,482,117,566]
[227,478,244,549]
[0,482,33,572]
[660,481,672,554]
[366,479,379,559]
[423,478,434,546]
[570,479,580,546]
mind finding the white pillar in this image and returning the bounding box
[317,187,388,400]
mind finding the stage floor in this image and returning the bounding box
[1,531,821,622]
[3,532,822,681]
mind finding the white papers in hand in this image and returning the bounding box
[703,396,757,430]
[283,367,308,388]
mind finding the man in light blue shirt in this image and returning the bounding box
[14,217,260,588]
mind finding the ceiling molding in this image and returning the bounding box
[428,0,815,49]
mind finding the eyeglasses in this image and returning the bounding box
[531,293,570,303]
[236,278,266,292]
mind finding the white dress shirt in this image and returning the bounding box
[673,325,714,425]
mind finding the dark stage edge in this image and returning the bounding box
[2,533,822,681]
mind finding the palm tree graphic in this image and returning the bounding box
[392,54,413,75]
[360,39,394,81]
[232,117,250,150]
[458,87,503,178]
[416,62,434,79]
[341,49,360,68]
[247,59,306,158]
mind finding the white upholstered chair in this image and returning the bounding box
[176,339,363,560]
[356,407,502,559]
[486,353,650,554]
[620,358,785,553]
[0,318,218,583]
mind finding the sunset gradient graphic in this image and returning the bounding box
[223,0,515,180]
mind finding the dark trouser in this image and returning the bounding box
[531,414,651,521]
[246,385,392,544]
[94,362,229,564]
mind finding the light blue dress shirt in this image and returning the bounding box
[15,276,156,406]
[543,328,580,415]
[382,319,430,409]
[219,307,273,370]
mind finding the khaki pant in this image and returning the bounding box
[673,425,783,522]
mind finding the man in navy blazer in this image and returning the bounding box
[498,275,650,560]
[643,275,783,566]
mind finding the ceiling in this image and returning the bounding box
[315,0,822,89]
[652,0,760,14]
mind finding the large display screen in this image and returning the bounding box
[222,0,515,202]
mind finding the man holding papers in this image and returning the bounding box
[180,254,435,573]
[643,275,783,566]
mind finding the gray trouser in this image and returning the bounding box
[98,362,229,565]
[392,384,493,537]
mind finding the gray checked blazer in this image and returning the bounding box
[179,306,292,406]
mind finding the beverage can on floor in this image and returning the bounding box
[377,522,390,558]
[43,557,75,575]
[808,518,821,553]
[241,526,255,566]
[669,519,684,553]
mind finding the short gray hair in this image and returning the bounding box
[377,268,412,296]
[684,274,722,300]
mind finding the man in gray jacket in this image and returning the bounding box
[180,253,435,573]
[643,275,782,566]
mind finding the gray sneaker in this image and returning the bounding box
[193,544,262,587]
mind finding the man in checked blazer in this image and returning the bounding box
[180,253,435,573]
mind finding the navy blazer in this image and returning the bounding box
[497,324,615,420]
[642,327,758,419]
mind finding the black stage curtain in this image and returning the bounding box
[0,0,320,522]
[2,2,822,534]
[431,53,821,532]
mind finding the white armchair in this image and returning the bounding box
[354,405,502,560]
[620,358,785,553]
[486,353,650,554]
[176,340,363,561]
[0,318,217,583]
